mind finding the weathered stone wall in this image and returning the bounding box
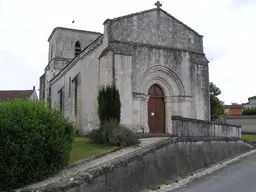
[114,54,133,126]
[190,54,210,120]
[131,46,194,132]
[107,9,203,53]
[50,36,105,134]
[98,50,134,128]
[43,58,71,102]
[80,37,105,133]
[102,8,210,132]
[172,116,241,138]
[39,74,45,100]
[217,115,256,133]
[105,43,209,132]
[21,137,253,192]
[50,58,81,118]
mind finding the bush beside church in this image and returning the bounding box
[86,84,140,146]
[0,100,75,191]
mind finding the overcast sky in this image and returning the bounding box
[0,0,255,104]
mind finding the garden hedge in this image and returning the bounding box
[0,100,75,191]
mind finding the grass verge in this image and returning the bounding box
[242,134,256,141]
[69,137,116,164]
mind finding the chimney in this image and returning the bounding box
[33,86,35,91]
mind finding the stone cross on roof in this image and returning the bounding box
[155,1,162,9]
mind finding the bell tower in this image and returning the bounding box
[39,27,101,102]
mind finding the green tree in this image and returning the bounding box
[97,84,121,125]
[242,108,256,115]
[210,82,225,121]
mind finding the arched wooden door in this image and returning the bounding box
[148,84,165,134]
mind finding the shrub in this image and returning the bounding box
[97,84,121,125]
[0,99,75,191]
[86,119,140,147]
[242,108,256,115]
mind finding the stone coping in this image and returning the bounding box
[136,133,173,138]
[241,131,256,135]
[172,115,241,128]
[19,137,248,192]
[18,138,166,192]
[219,115,256,119]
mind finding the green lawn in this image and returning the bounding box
[69,137,116,164]
[242,134,256,141]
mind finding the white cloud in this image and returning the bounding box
[0,0,255,104]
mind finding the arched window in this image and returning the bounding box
[75,41,81,56]
[69,77,71,98]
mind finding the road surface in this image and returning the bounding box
[169,153,256,192]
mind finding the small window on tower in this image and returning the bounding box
[69,77,71,98]
[75,41,81,56]
[50,44,53,59]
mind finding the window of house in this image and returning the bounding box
[69,77,71,98]
[58,87,64,115]
[75,41,81,56]
[72,75,79,116]
[74,78,78,116]
[48,87,51,108]
[50,44,53,59]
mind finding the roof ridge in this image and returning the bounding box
[0,90,33,92]
[103,8,202,37]
[48,27,102,42]
[248,95,256,99]
[103,8,157,24]
[159,8,202,37]
[0,90,34,101]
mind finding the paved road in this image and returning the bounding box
[169,153,256,192]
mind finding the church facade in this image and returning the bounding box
[39,3,210,134]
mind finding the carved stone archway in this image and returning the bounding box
[136,65,185,133]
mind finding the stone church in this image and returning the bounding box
[39,2,210,134]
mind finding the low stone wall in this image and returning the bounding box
[172,116,241,138]
[21,137,253,192]
[217,115,256,133]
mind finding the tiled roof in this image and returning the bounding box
[223,104,242,109]
[0,90,33,101]
[229,105,242,109]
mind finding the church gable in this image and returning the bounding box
[107,8,203,54]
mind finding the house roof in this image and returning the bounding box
[229,105,242,109]
[223,104,242,109]
[248,96,256,100]
[0,90,34,101]
[103,8,203,37]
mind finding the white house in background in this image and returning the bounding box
[243,96,256,109]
